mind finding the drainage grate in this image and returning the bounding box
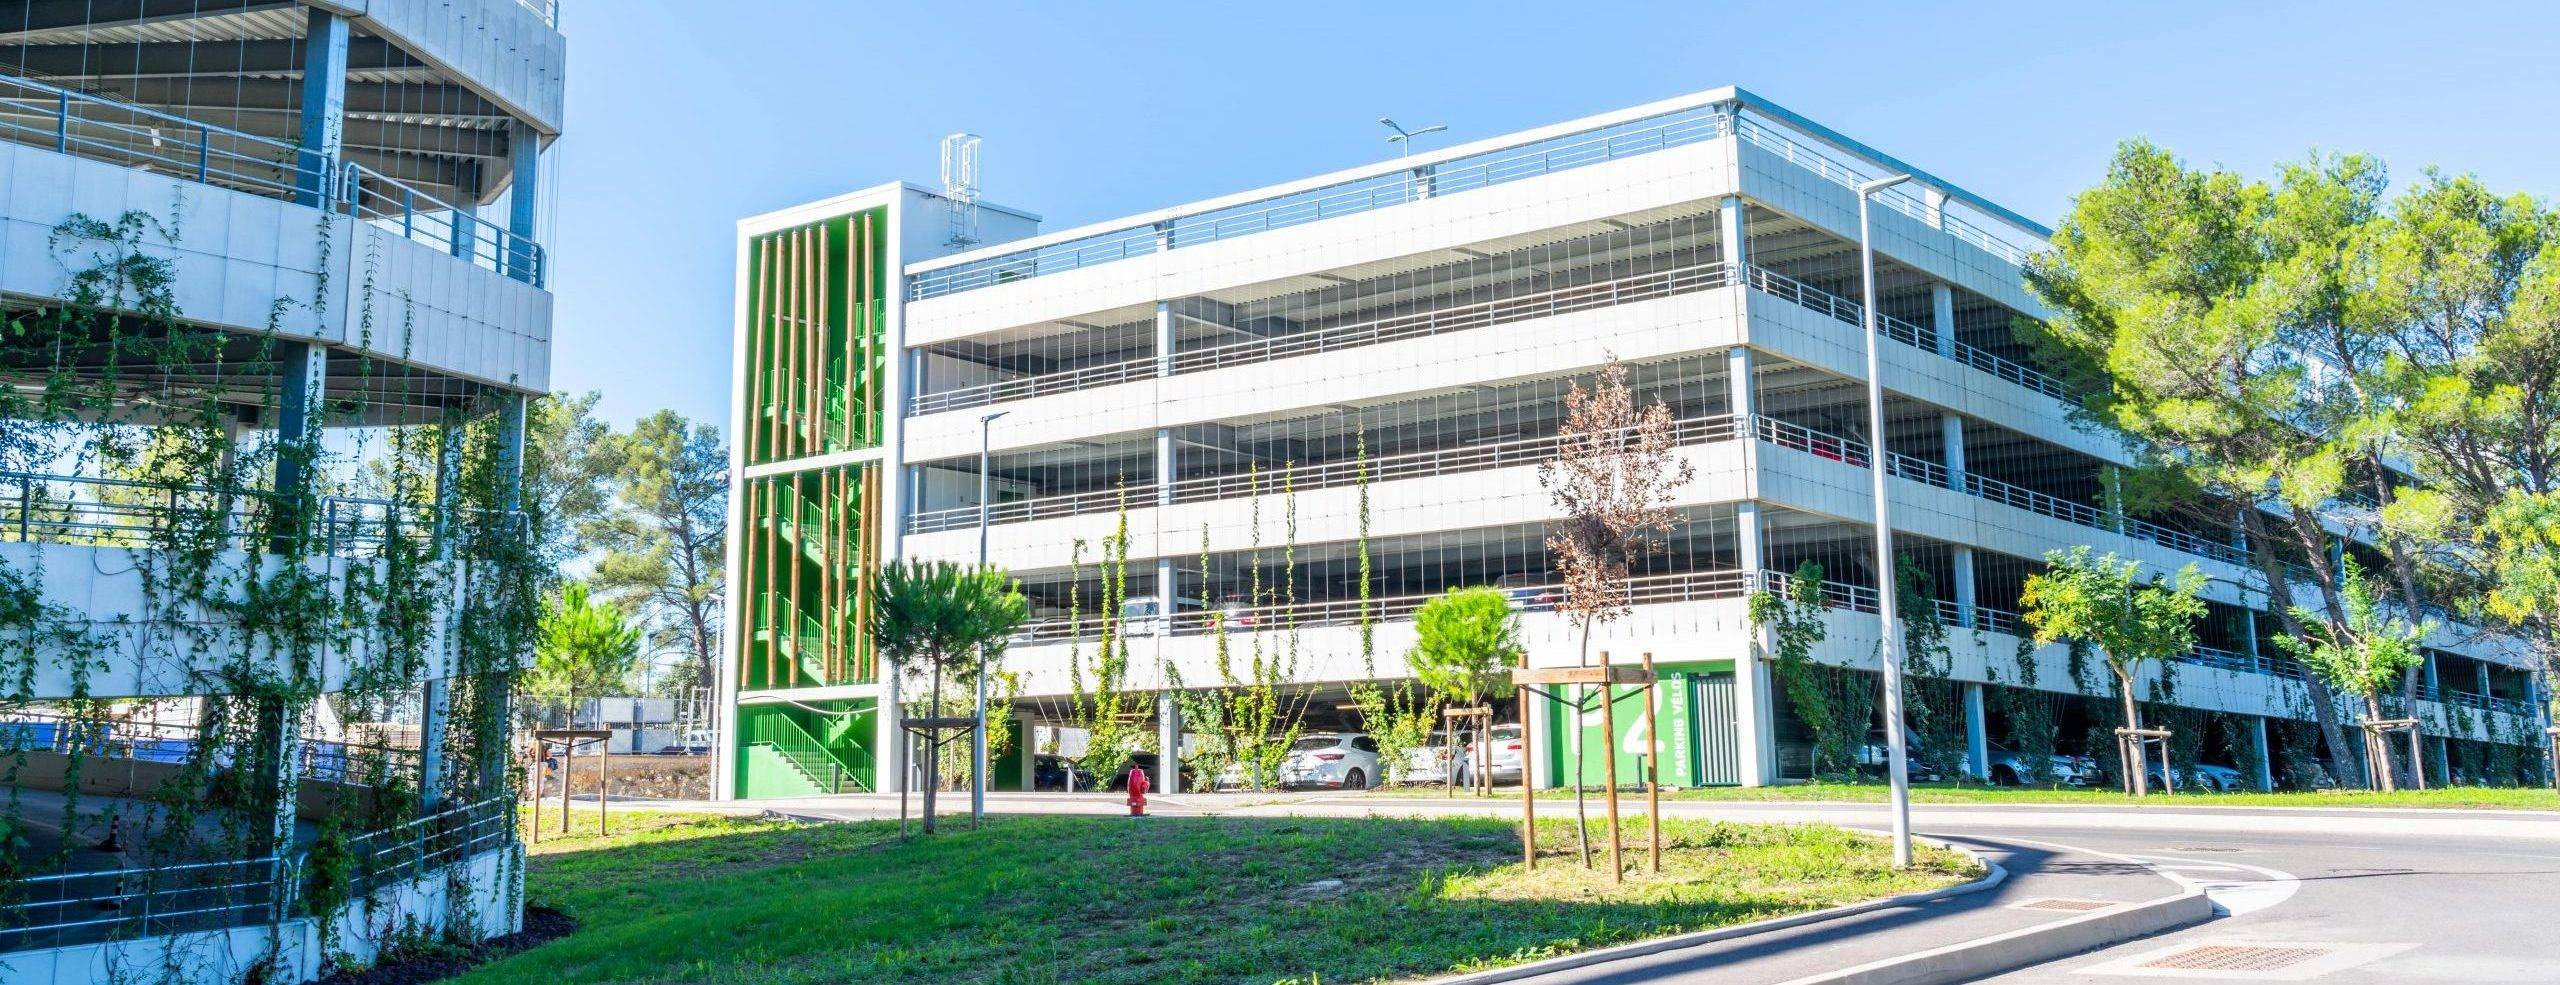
[2012,897,2119,912]
[2137,944,2334,972]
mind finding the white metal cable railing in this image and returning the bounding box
[0,856,283,953]
[1015,568,1752,645]
[1753,416,2253,568]
[910,259,1735,416]
[1,469,524,559]
[911,107,1733,299]
[343,162,545,287]
[906,414,1742,535]
[0,71,545,288]
[1745,265,2073,402]
[1727,113,2042,267]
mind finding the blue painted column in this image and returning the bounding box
[1963,683,1989,781]
[507,122,542,284]
[294,8,349,208]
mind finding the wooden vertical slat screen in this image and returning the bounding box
[736,210,891,693]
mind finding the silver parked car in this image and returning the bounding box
[1986,744,2103,787]
[1455,724,1526,787]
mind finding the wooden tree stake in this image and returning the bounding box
[1600,650,1622,883]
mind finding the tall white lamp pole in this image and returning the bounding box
[972,409,1008,822]
[1857,174,1915,869]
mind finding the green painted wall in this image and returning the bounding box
[1538,660,1740,789]
[735,699,879,799]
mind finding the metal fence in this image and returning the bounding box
[911,106,1733,299]
[910,259,1733,417]
[0,71,545,288]
[1745,264,2073,402]
[0,469,519,560]
[1015,568,1752,645]
[0,856,284,953]
[907,413,1742,535]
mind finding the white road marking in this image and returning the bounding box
[1999,837,2303,918]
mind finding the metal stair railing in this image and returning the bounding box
[747,713,871,793]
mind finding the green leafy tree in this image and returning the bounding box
[2271,556,2432,789]
[2024,142,2363,781]
[1409,587,1522,706]
[1748,561,1872,780]
[521,392,621,583]
[2019,548,2207,795]
[871,559,1027,831]
[587,410,727,696]
[528,581,645,725]
[1401,586,1521,790]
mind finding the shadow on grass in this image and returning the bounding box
[461,812,1977,985]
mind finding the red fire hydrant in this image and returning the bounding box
[1126,766,1150,817]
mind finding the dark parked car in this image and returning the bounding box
[1033,753,1095,791]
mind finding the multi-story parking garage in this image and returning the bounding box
[0,3,561,982]
[718,87,2550,801]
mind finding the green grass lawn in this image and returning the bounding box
[460,810,1975,985]
[1371,781,2560,810]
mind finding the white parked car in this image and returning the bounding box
[1456,724,1526,787]
[1399,731,1455,785]
[1118,595,1201,636]
[1279,733,1382,790]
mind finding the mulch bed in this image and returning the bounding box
[312,907,576,985]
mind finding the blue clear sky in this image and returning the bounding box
[545,0,2560,429]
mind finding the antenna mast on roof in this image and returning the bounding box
[940,132,983,248]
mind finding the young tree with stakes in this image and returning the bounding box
[1538,355,1692,865]
[2019,547,2207,795]
[871,559,1027,832]
[529,581,645,727]
[2273,556,2435,790]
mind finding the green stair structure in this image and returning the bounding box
[741,706,873,796]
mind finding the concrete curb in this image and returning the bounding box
[1416,840,2007,985]
[1773,887,2215,985]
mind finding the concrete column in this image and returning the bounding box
[2478,660,2493,701]
[1940,411,1966,483]
[1718,195,1750,280]
[263,697,304,856]
[1734,501,1776,787]
[1950,547,1978,631]
[506,122,542,284]
[2422,651,2441,693]
[1963,683,1989,781]
[495,394,528,512]
[877,675,904,794]
[419,681,451,809]
[2251,716,2276,791]
[270,341,330,551]
[293,7,348,207]
[1930,283,1956,359]
[1728,346,1758,470]
[1922,187,1948,230]
[1157,690,1182,792]
[1413,164,1437,200]
[448,161,481,261]
[1155,301,1175,379]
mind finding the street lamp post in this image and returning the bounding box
[972,409,1008,823]
[1379,117,1447,158]
[1856,174,1916,869]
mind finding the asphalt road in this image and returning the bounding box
[634,791,2560,983]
